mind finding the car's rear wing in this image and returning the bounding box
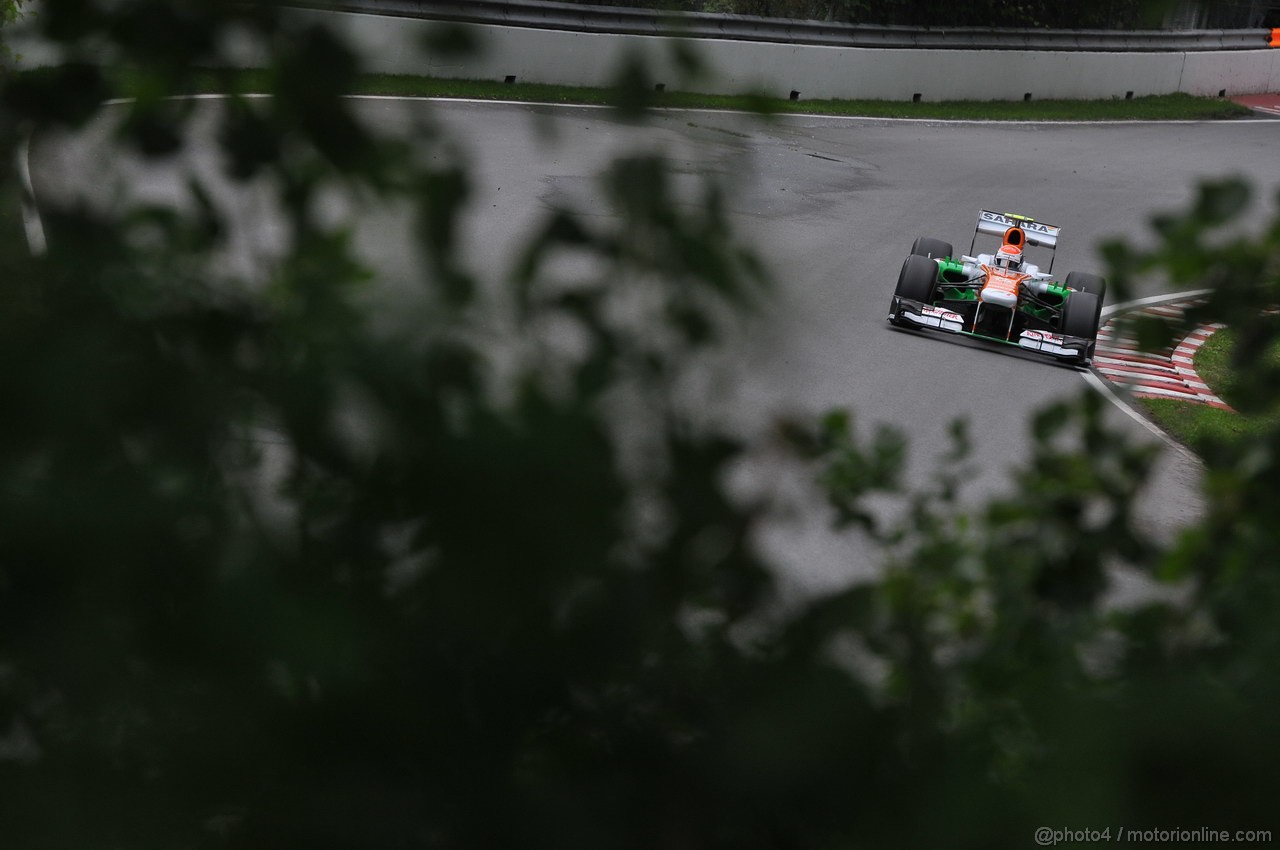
[973,210,1060,249]
[967,209,1061,271]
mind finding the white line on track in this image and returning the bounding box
[344,95,1280,126]
[105,92,1280,126]
[16,132,47,257]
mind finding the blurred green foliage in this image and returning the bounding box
[0,0,20,28]
[1,2,1279,849]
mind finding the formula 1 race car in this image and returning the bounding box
[887,210,1105,366]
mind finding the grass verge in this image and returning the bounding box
[1134,327,1280,451]
[155,69,1254,121]
[1141,398,1272,448]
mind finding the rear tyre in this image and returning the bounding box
[1065,271,1107,300]
[891,255,941,326]
[910,236,954,260]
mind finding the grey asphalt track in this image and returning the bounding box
[28,100,1280,594]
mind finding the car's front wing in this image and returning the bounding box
[889,296,1095,364]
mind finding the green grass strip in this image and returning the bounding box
[1140,398,1271,448]
[165,69,1252,121]
[1134,327,1280,451]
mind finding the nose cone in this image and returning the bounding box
[980,285,1019,309]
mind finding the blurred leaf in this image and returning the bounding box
[421,22,482,58]
[1194,178,1250,227]
[2,64,112,126]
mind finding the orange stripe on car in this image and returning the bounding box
[981,268,1029,295]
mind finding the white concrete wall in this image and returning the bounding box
[694,40,1190,100]
[1178,48,1280,95]
[10,3,1278,101]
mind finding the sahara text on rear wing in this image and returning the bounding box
[968,209,1061,270]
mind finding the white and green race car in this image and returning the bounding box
[888,210,1105,366]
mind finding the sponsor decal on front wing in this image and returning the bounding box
[1018,329,1077,358]
[904,304,965,332]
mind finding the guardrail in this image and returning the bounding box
[287,0,1273,52]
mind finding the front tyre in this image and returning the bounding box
[910,236,954,260]
[890,254,941,325]
[1065,271,1107,300]
[1060,290,1102,362]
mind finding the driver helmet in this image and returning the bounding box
[994,243,1023,270]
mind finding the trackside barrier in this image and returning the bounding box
[1271,28,1280,47]
[291,0,1273,53]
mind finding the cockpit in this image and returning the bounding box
[993,226,1026,270]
